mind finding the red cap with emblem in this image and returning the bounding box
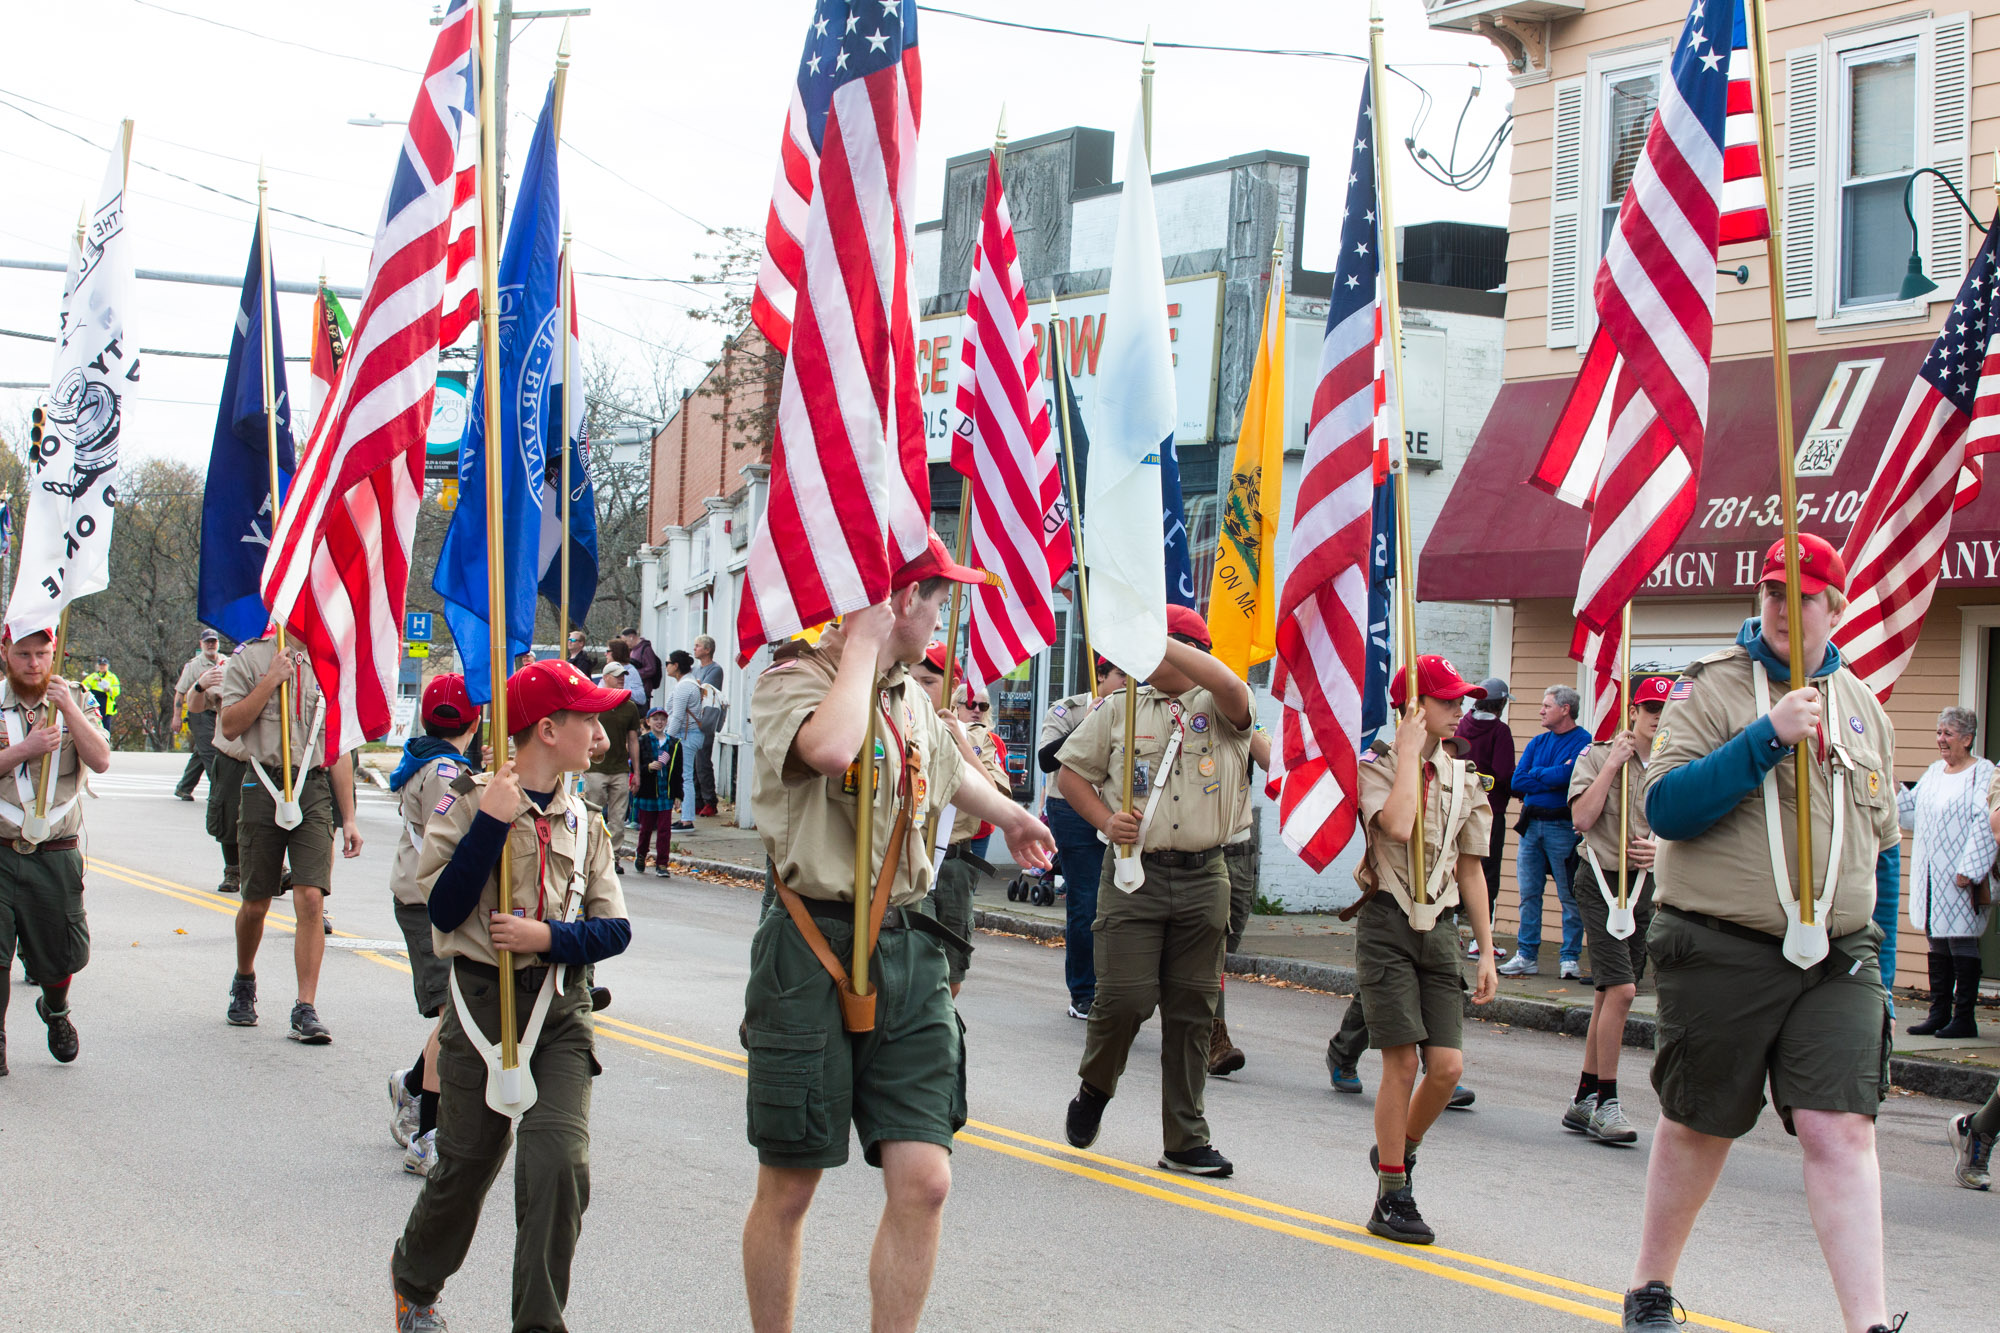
[1165,604,1211,648]
[891,530,984,591]
[1758,533,1846,595]
[920,639,963,678]
[1632,675,1675,706]
[421,673,477,728]
[506,659,633,733]
[1389,654,1487,709]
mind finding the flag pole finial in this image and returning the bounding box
[995,105,1008,155]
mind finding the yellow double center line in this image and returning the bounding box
[90,856,1768,1332]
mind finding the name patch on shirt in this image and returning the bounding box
[1203,781,1221,796]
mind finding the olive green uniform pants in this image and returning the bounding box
[1215,841,1257,1019]
[1077,850,1229,1152]
[394,962,598,1333]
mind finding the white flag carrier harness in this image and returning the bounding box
[1578,753,1649,939]
[1108,698,1190,894]
[248,683,329,807]
[1388,754,1469,933]
[1752,667,1848,969]
[0,699,76,834]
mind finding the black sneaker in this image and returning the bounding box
[1367,1186,1434,1244]
[36,996,78,1063]
[589,986,612,1012]
[1863,1317,1908,1333]
[1065,1082,1109,1149]
[226,973,258,1027]
[1623,1281,1683,1329]
[1160,1144,1234,1177]
[289,1001,332,1044]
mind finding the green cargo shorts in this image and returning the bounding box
[238,767,335,899]
[1648,908,1890,1138]
[206,753,246,868]
[0,844,89,979]
[1355,893,1466,1051]
[741,900,966,1170]
[393,900,450,1018]
[1576,870,1655,990]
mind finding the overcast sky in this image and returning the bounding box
[0,0,1511,467]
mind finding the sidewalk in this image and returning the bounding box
[660,822,2000,1105]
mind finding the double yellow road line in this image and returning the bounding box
[89,856,1768,1332]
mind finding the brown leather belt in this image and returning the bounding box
[1143,846,1222,869]
[9,836,78,855]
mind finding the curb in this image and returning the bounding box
[667,854,763,884]
[975,909,2000,1105]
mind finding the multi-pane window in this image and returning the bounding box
[1838,41,1918,307]
[1600,69,1660,253]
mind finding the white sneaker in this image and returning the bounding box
[1588,1097,1639,1144]
[389,1070,420,1148]
[402,1128,438,1177]
[1560,960,1582,981]
[1497,953,1539,977]
[1465,939,1481,958]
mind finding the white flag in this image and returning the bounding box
[1082,99,1172,682]
[6,133,137,641]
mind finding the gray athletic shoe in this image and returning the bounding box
[288,1001,332,1044]
[1949,1112,1994,1190]
[1589,1097,1639,1145]
[389,1069,420,1148]
[1497,953,1540,977]
[402,1128,438,1177]
[226,973,257,1027]
[1562,1092,1598,1133]
[394,1289,448,1331]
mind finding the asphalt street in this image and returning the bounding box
[1,753,1989,1332]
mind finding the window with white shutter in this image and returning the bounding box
[1782,45,1820,321]
[1922,12,1973,298]
[1546,79,1585,349]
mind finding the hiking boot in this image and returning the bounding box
[36,996,77,1063]
[1160,1143,1234,1177]
[389,1069,420,1148]
[218,867,239,894]
[1623,1280,1683,1329]
[393,1288,448,1331]
[1563,1092,1600,1133]
[1065,1082,1109,1149]
[288,1001,332,1044]
[1367,1186,1434,1245]
[1949,1112,1994,1190]
[1448,1084,1475,1110]
[226,973,258,1027]
[402,1128,438,1177]
[1589,1097,1639,1145]
[1327,1047,1363,1094]
[1498,953,1539,977]
[1207,1018,1245,1077]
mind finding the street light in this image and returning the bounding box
[346,113,407,128]
[1898,165,1991,301]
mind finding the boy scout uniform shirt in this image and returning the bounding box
[949,721,1011,844]
[1568,742,1652,869]
[393,752,468,907]
[1039,692,1098,753]
[1644,644,1897,938]
[751,640,966,908]
[218,637,324,770]
[416,773,627,966]
[1056,683,1252,853]
[1356,741,1492,911]
[175,653,220,715]
[0,679,106,842]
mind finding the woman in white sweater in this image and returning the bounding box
[1897,706,1995,1038]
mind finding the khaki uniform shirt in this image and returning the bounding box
[218,637,325,771]
[950,721,1012,844]
[1057,683,1253,853]
[1644,644,1897,937]
[417,773,628,966]
[1356,741,1492,917]
[176,652,222,716]
[750,639,966,907]
[0,678,106,842]
[1568,741,1653,871]
[1039,692,1098,753]
[393,750,471,907]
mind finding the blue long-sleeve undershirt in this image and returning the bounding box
[429,789,632,965]
[1873,844,1901,988]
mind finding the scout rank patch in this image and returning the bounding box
[1189,712,1210,733]
[1849,716,1864,734]
[1652,726,1670,756]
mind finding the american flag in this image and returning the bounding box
[1532,0,1743,635]
[261,0,479,759]
[1836,222,2000,698]
[950,149,1068,690]
[1718,0,1771,244]
[1572,620,1624,741]
[738,2,930,660]
[1268,75,1384,873]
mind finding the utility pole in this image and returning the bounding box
[473,3,591,221]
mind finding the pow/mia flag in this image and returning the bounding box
[5,127,138,641]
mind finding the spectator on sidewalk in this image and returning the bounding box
[1896,707,1994,1038]
[1455,679,1514,956]
[582,663,643,874]
[1499,685,1591,979]
[621,627,663,706]
[691,634,724,817]
[663,650,702,832]
[565,629,597,676]
[634,710,678,877]
[604,640,646,710]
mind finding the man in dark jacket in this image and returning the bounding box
[621,628,663,703]
[1454,679,1514,934]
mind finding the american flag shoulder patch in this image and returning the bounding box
[1669,678,1694,701]
[434,793,456,815]
[435,761,458,781]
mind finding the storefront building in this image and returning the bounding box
[1421,0,1999,982]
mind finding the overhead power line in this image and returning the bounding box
[0,325,309,363]
[126,0,424,75]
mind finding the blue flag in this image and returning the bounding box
[1161,437,1195,608]
[1359,472,1397,747]
[435,79,563,704]
[535,261,598,624]
[198,217,293,644]
[0,500,11,560]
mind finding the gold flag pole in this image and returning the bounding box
[853,689,878,995]
[474,0,522,1090]
[555,22,574,657]
[1744,0,1816,932]
[1617,603,1632,912]
[1370,2,1427,903]
[256,164,299,828]
[1049,288,1096,698]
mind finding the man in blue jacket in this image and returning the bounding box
[1499,685,1593,978]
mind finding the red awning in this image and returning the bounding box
[1420,337,2000,602]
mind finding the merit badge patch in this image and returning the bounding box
[1198,755,1216,777]
[1849,716,1864,734]
[1868,771,1882,796]
[1669,678,1694,701]
[1479,774,1495,792]
[1189,713,1210,733]
[434,794,456,815]
[1652,726,1670,757]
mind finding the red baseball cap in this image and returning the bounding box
[1632,675,1675,706]
[1389,654,1487,709]
[421,673,477,729]
[891,530,985,591]
[505,659,631,733]
[1166,605,1211,648]
[919,640,964,679]
[1758,533,1846,595]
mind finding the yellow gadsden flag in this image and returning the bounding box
[1207,259,1286,675]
